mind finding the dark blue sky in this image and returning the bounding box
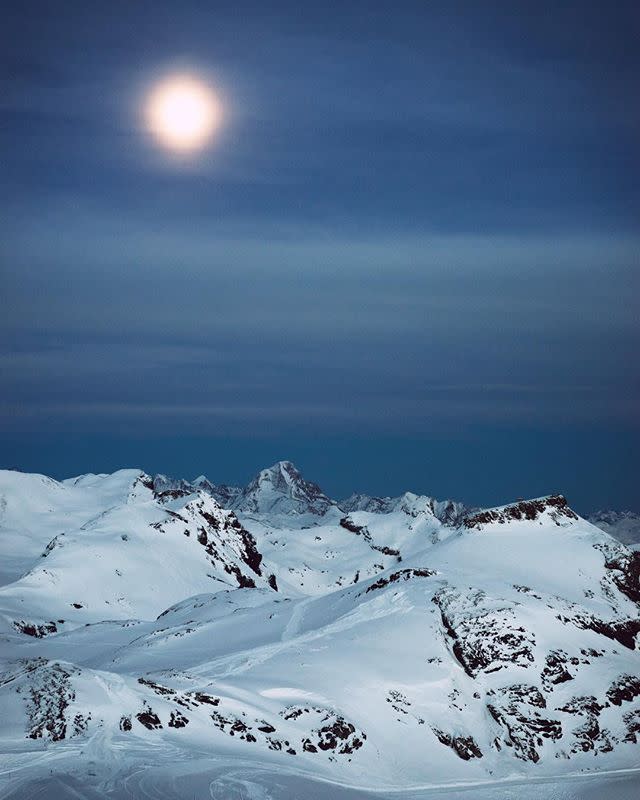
[1,1,638,511]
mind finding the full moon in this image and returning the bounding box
[146,75,221,152]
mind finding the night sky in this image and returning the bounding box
[2,1,638,511]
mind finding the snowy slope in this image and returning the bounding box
[0,469,152,585]
[0,468,639,799]
[0,471,272,634]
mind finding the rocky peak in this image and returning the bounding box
[231,461,334,516]
[431,498,473,527]
[192,476,242,508]
[151,473,194,501]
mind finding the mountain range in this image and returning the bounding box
[149,460,640,547]
[0,462,639,799]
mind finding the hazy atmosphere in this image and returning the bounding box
[2,1,638,510]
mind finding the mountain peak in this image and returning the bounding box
[262,460,305,477]
[259,460,307,487]
[231,461,334,516]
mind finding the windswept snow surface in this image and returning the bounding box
[0,466,639,799]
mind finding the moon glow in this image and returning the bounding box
[146,75,220,152]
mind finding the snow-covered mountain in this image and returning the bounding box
[230,460,335,517]
[588,510,640,548]
[340,491,472,526]
[193,474,242,508]
[126,461,334,519]
[1,466,639,799]
[98,462,635,549]
[0,470,272,631]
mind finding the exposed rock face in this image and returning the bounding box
[487,684,562,763]
[13,621,59,638]
[365,568,436,594]
[136,708,163,730]
[151,493,269,590]
[541,650,576,690]
[623,709,640,743]
[432,729,483,760]
[168,710,189,728]
[339,516,368,535]
[431,499,473,527]
[314,715,364,754]
[464,496,578,529]
[339,516,403,561]
[556,695,604,717]
[606,675,640,707]
[433,588,535,678]
[594,542,640,606]
[24,661,77,742]
[560,612,640,651]
[281,706,366,755]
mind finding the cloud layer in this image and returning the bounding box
[1,1,638,507]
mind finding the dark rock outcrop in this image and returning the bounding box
[606,674,640,706]
[432,729,483,760]
[487,684,562,763]
[434,589,535,678]
[365,568,436,594]
[464,496,577,529]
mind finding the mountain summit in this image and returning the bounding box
[231,460,334,516]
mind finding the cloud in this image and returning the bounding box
[1,1,638,453]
